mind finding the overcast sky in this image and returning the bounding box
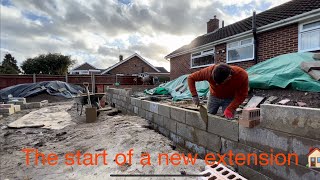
[0,0,291,71]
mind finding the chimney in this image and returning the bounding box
[207,15,219,33]
[119,55,123,61]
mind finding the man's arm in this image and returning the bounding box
[226,75,249,112]
[187,66,213,97]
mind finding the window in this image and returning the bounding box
[227,38,254,63]
[318,157,320,163]
[299,20,320,52]
[191,49,214,68]
[311,157,315,162]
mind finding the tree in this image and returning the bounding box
[0,53,21,74]
[21,53,75,75]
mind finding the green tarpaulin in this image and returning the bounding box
[145,52,320,101]
[247,52,320,92]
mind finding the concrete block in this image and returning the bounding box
[134,99,142,108]
[158,104,170,118]
[0,107,14,115]
[169,133,185,146]
[313,53,320,60]
[238,165,272,180]
[149,102,159,114]
[0,104,14,109]
[163,117,177,133]
[195,130,221,152]
[239,126,290,154]
[133,106,139,114]
[185,109,207,130]
[158,126,170,137]
[130,98,135,106]
[141,100,150,111]
[154,114,164,127]
[14,105,21,112]
[138,108,146,119]
[113,89,120,94]
[177,122,195,142]
[185,141,206,158]
[221,138,261,171]
[126,105,133,112]
[7,101,26,105]
[0,115,2,119]
[261,104,320,140]
[145,111,154,122]
[9,97,26,103]
[170,106,186,123]
[208,115,239,141]
[112,94,118,99]
[291,136,320,166]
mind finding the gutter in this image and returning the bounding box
[252,11,258,64]
[165,8,320,59]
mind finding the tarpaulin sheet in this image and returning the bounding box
[247,52,320,92]
[145,75,209,101]
[0,81,84,101]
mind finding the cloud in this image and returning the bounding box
[1,0,291,72]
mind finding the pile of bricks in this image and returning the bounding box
[0,97,49,116]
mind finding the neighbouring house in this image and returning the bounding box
[307,147,320,168]
[165,0,320,80]
[101,53,169,77]
[69,62,101,75]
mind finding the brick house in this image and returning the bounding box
[69,62,101,75]
[165,0,320,80]
[101,53,169,77]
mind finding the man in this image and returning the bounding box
[188,63,248,119]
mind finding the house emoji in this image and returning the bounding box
[307,147,320,168]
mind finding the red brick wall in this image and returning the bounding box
[170,24,299,79]
[108,56,158,75]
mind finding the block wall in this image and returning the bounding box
[106,88,320,180]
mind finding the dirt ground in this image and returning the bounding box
[0,101,206,180]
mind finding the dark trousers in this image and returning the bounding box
[207,95,233,114]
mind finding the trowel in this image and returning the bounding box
[199,104,208,128]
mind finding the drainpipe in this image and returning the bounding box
[252,11,258,64]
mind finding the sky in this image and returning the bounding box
[0,0,291,72]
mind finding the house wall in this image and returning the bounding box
[107,88,320,180]
[170,24,299,80]
[108,56,159,75]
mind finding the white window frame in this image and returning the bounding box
[226,37,254,63]
[298,19,320,52]
[190,48,215,69]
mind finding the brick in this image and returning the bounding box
[170,106,186,123]
[149,102,159,114]
[163,117,177,133]
[261,104,320,140]
[145,111,154,122]
[14,105,21,112]
[177,122,195,142]
[153,114,164,127]
[238,119,260,128]
[141,100,150,111]
[138,108,146,119]
[195,130,221,152]
[185,141,206,158]
[185,109,206,130]
[133,106,139,114]
[241,108,260,121]
[158,104,170,118]
[239,126,291,155]
[0,104,14,108]
[169,133,184,146]
[208,115,239,141]
[158,126,170,137]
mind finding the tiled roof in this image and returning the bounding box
[155,67,169,73]
[166,0,320,57]
[74,63,98,70]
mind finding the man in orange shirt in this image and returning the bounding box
[188,63,248,119]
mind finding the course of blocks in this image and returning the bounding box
[0,98,49,116]
[106,88,320,180]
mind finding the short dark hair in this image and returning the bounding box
[213,63,231,84]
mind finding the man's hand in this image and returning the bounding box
[224,108,234,119]
[192,96,200,107]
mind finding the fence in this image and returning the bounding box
[0,74,144,92]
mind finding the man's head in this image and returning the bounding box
[212,63,232,85]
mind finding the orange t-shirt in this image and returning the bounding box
[188,65,249,111]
